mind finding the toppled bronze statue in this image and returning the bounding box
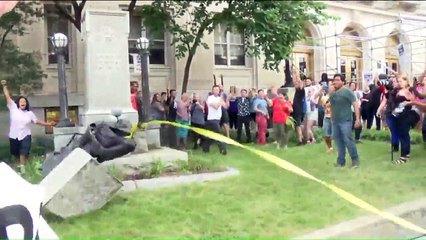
[42,122,136,177]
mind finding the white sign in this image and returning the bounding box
[362,71,374,87]
[0,163,58,240]
[397,43,409,67]
[131,54,149,74]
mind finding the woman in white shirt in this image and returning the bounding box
[1,80,54,172]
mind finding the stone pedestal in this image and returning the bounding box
[40,148,122,218]
[53,126,84,152]
[80,10,138,128]
[133,122,161,150]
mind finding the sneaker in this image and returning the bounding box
[351,164,360,169]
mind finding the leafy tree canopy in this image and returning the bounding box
[139,0,333,92]
[0,1,45,95]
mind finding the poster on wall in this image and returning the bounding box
[0,163,58,240]
[362,71,374,87]
[397,43,409,68]
[132,54,149,74]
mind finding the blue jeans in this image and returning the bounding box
[323,117,332,136]
[333,120,359,166]
[386,115,399,146]
[395,112,419,157]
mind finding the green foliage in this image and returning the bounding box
[361,129,423,144]
[107,165,126,181]
[0,1,46,95]
[138,0,332,92]
[0,136,54,162]
[148,159,166,177]
[20,156,43,183]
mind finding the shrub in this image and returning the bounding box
[0,136,54,162]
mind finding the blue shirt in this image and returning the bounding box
[253,98,268,113]
[250,96,257,112]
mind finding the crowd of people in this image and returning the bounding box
[129,66,426,167]
[2,66,425,172]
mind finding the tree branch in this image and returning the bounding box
[128,0,137,12]
[80,0,87,9]
[189,20,210,55]
[0,25,14,49]
[54,2,78,28]
[71,0,86,31]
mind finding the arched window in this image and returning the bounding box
[385,33,400,75]
[339,26,362,85]
[292,28,314,79]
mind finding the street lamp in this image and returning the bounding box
[50,32,74,127]
[136,28,150,123]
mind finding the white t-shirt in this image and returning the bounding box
[206,95,222,120]
[8,101,37,140]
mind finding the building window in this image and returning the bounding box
[45,4,71,65]
[385,34,400,75]
[214,24,245,66]
[292,28,314,79]
[44,106,79,134]
[129,15,166,65]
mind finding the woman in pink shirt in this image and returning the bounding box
[1,80,54,172]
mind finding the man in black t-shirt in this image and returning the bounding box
[291,67,306,145]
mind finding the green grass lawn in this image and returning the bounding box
[46,140,426,238]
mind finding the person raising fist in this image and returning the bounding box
[1,80,55,173]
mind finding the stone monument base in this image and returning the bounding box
[101,147,188,175]
[80,110,138,129]
[53,126,84,152]
[41,148,122,218]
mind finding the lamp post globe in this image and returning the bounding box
[51,32,74,128]
[136,37,149,50]
[51,33,68,48]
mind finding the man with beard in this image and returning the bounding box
[330,74,360,168]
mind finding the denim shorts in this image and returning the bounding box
[9,135,32,157]
[323,117,333,136]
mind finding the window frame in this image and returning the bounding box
[44,106,79,134]
[128,14,167,66]
[214,24,246,67]
[44,4,72,66]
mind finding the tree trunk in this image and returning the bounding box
[283,59,293,87]
[181,51,195,93]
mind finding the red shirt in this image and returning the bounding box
[130,94,137,110]
[272,98,291,123]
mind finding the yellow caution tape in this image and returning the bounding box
[133,120,426,234]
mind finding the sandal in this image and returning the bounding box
[393,157,408,164]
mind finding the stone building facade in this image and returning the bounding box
[2,0,426,136]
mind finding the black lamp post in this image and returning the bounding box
[50,33,74,127]
[136,28,150,123]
